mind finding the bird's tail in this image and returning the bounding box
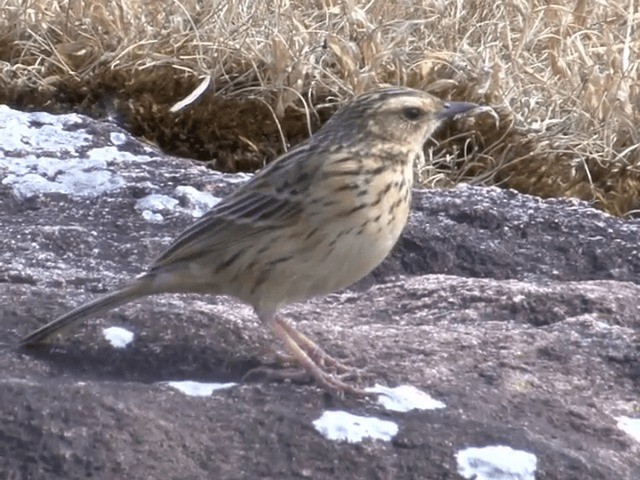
[19,275,157,347]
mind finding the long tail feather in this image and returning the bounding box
[19,276,156,347]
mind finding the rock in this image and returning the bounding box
[1,105,639,479]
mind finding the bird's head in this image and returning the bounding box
[320,87,478,150]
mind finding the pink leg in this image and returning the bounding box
[254,311,371,397]
[274,316,354,375]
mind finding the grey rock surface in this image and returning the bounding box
[1,105,639,479]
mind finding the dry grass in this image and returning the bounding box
[1,0,639,216]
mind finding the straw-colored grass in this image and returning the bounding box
[1,0,638,216]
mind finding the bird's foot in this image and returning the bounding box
[274,316,353,375]
[269,350,358,378]
[266,315,374,397]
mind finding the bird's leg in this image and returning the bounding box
[274,315,354,375]
[269,315,369,396]
[249,310,368,396]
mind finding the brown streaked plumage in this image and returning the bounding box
[19,87,478,396]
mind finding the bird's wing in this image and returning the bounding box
[150,143,328,269]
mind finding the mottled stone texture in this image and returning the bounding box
[2,107,639,479]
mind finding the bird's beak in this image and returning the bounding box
[437,101,478,120]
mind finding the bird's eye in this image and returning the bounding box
[402,107,424,121]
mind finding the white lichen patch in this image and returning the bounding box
[135,193,180,213]
[456,445,537,480]
[135,188,221,222]
[312,410,398,443]
[140,210,165,223]
[164,380,236,397]
[174,185,221,217]
[0,106,89,153]
[223,172,253,184]
[109,131,128,146]
[0,106,154,199]
[366,384,446,412]
[2,155,125,199]
[102,326,135,348]
[617,416,640,443]
[88,145,153,164]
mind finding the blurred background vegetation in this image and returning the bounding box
[1,0,638,216]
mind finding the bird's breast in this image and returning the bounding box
[223,152,416,311]
[298,157,414,294]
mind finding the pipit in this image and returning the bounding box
[20,87,478,396]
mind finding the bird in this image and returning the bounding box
[19,86,478,396]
